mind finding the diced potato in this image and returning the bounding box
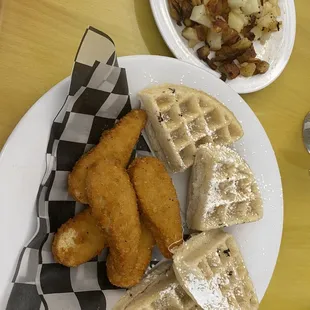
[247,58,261,63]
[168,0,182,25]
[219,62,240,79]
[260,32,271,44]
[197,45,210,60]
[272,5,281,17]
[213,17,227,33]
[170,0,279,79]
[222,27,240,45]
[250,25,263,40]
[205,58,218,70]
[228,0,246,9]
[188,39,200,47]
[181,1,195,20]
[269,0,279,6]
[207,28,222,50]
[169,0,194,24]
[232,38,252,50]
[240,62,256,77]
[191,0,203,5]
[257,13,277,29]
[190,4,212,28]
[242,0,260,15]
[195,25,209,41]
[228,10,247,32]
[182,27,199,41]
[261,2,273,17]
[256,60,269,74]
[184,18,194,27]
[215,46,238,61]
[237,45,256,63]
[261,2,281,19]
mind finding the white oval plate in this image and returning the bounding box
[0,56,282,308]
[150,0,296,94]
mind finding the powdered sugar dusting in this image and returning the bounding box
[184,273,231,310]
[159,282,179,299]
[142,84,243,173]
[172,231,259,310]
[188,143,263,231]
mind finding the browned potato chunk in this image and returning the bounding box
[247,58,261,63]
[222,28,240,45]
[195,24,209,41]
[191,0,203,5]
[214,46,241,61]
[168,0,193,25]
[179,0,193,20]
[213,17,240,46]
[205,58,218,71]
[231,38,252,51]
[188,39,200,48]
[219,62,240,79]
[256,60,270,74]
[182,27,199,41]
[184,18,194,27]
[207,0,230,20]
[215,38,253,63]
[168,0,182,25]
[212,17,227,33]
[240,62,256,77]
[237,44,257,63]
[197,46,210,61]
[242,15,257,41]
[207,28,222,51]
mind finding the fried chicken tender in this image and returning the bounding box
[128,157,183,259]
[68,109,147,204]
[52,208,106,267]
[86,160,141,275]
[107,221,155,288]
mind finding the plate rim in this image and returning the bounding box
[0,55,283,306]
[149,0,296,94]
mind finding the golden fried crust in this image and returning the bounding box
[52,208,106,267]
[140,215,170,258]
[128,157,183,259]
[86,160,141,275]
[107,221,155,288]
[68,109,147,204]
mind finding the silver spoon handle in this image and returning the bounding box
[303,112,310,153]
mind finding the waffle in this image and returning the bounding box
[113,261,201,310]
[187,144,263,231]
[173,230,259,310]
[139,84,243,173]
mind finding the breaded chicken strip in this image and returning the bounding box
[86,160,141,275]
[128,157,183,258]
[107,221,155,288]
[52,208,106,267]
[68,110,147,204]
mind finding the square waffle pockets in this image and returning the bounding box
[139,84,243,173]
[187,144,263,231]
[114,261,200,310]
[173,230,259,310]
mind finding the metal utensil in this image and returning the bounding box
[303,112,310,153]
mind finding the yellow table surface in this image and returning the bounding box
[0,0,309,309]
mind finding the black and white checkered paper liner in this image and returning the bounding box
[5,27,157,310]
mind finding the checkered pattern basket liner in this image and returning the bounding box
[5,27,154,310]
